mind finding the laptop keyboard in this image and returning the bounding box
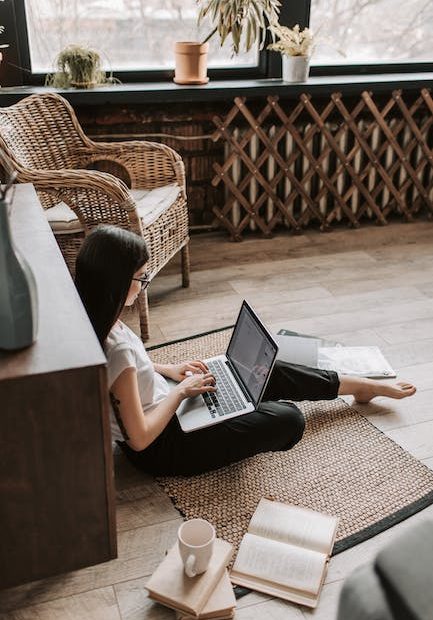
[204,359,246,418]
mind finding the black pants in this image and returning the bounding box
[118,361,340,476]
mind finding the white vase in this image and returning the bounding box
[282,55,310,83]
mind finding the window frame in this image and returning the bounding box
[2,0,432,87]
[306,0,433,76]
[3,0,300,85]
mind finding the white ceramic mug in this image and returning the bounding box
[178,518,215,578]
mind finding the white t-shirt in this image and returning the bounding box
[104,321,171,439]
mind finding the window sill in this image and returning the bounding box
[0,73,432,106]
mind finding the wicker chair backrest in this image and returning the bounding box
[0,93,88,173]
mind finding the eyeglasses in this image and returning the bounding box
[132,274,151,291]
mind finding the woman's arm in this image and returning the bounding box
[111,367,215,451]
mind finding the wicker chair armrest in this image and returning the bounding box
[84,139,175,154]
[22,168,131,203]
[76,140,186,195]
[23,168,142,235]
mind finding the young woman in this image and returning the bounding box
[75,225,416,476]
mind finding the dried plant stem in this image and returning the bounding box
[201,26,218,45]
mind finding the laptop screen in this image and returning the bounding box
[226,301,278,406]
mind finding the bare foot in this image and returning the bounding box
[353,379,416,403]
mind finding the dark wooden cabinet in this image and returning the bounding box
[0,185,116,589]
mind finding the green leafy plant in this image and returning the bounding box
[45,45,119,89]
[198,0,281,54]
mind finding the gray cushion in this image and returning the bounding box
[338,520,433,620]
[337,563,394,620]
[375,519,433,620]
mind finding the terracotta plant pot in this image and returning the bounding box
[174,42,209,85]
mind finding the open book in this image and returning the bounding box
[230,498,339,608]
[146,538,233,617]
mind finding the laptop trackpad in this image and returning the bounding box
[166,378,209,428]
[166,379,205,411]
[275,335,318,367]
[177,394,206,416]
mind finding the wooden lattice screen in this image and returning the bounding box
[211,89,433,240]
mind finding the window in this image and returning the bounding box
[310,0,433,66]
[2,0,431,86]
[23,0,258,75]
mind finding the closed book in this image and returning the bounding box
[146,538,233,617]
[175,570,236,620]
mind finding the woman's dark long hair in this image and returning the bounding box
[75,225,149,345]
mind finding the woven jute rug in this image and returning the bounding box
[149,327,433,556]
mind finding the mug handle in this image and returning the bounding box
[185,554,197,578]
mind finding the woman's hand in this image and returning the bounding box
[162,360,209,383]
[176,372,216,399]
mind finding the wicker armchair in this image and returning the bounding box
[0,92,190,341]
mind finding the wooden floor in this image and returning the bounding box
[3,220,433,619]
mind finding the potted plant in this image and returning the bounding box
[46,45,118,89]
[268,23,314,83]
[174,41,210,86]
[174,0,281,85]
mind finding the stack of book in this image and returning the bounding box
[146,538,236,619]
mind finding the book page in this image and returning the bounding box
[232,533,327,596]
[229,573,320,609]
[248,498,338,555]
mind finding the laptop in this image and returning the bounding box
[174,300,279,433]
